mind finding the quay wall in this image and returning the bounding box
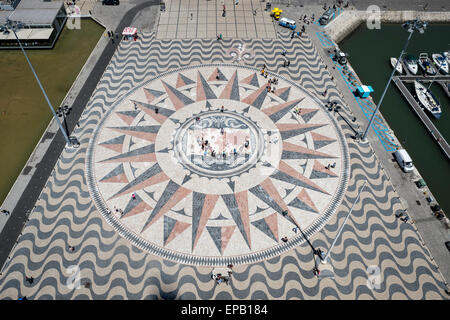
[325,10,450,44]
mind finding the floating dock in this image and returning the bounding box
[397,73,450,99]
[392,76,450,160]
[437,80,450,99]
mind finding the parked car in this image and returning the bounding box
[394,149,414,173]
[103,0,120,5]
[319,8,333,25]
[335,48,347,65]
[279,17,296,30]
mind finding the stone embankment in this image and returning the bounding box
[325,10,450,43]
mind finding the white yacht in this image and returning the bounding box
[418,53,437,75]
[390,57,403,74]
[432,53,449,74]
[443,52,450,65]
[414,81,441,119]
[403,55,418,74]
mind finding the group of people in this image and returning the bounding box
[396,211,410,223]
[211,264,233,285]
[194,134,249,161]
[260,64,269,78]
[300,14,315,25]
[107,30,119,44]
[114,206,124,217]
[325,162,337,170]
[266,80,278,93]
[192,106,251,161]
[293,107,302,115]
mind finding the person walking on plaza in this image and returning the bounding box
[25,276,34,284]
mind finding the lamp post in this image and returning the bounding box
[282,210,325,262]
[360,18,427,142]
[320,180,367,265]
[4,19,72,146]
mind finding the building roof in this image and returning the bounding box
[16,0,63,10]
[0,10,10,24]
[9,8,61,25]
[0,0,63,25]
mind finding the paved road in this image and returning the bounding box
[272,0,448,11]
[0,0,161,273]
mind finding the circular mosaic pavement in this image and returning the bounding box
[86,64,349,266]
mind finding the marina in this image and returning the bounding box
[339,23,450,219]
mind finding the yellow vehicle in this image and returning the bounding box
[271,8,282,20]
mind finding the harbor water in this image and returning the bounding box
[339,23,450,215]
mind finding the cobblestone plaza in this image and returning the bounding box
[0,0,448,300]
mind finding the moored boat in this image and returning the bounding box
[414,80,441,119]
[390,57,403,74]
[403,55,418,74]
[443,52,450,65]
[432,53,449,74]
[418,53,437,75]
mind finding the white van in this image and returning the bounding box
[394,149,414,172]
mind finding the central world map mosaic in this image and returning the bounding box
[86,65,349,266]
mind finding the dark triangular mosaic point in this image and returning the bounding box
[206,226,222,254]
[177,73,196,87]
[227,180,235,192]
[182,174,192,185]
[164,215,178,245]
[252,219,277,242]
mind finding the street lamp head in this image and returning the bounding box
[403,18,427,34]
[4,18,24,31]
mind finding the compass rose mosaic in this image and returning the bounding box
[86,64,349,266]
